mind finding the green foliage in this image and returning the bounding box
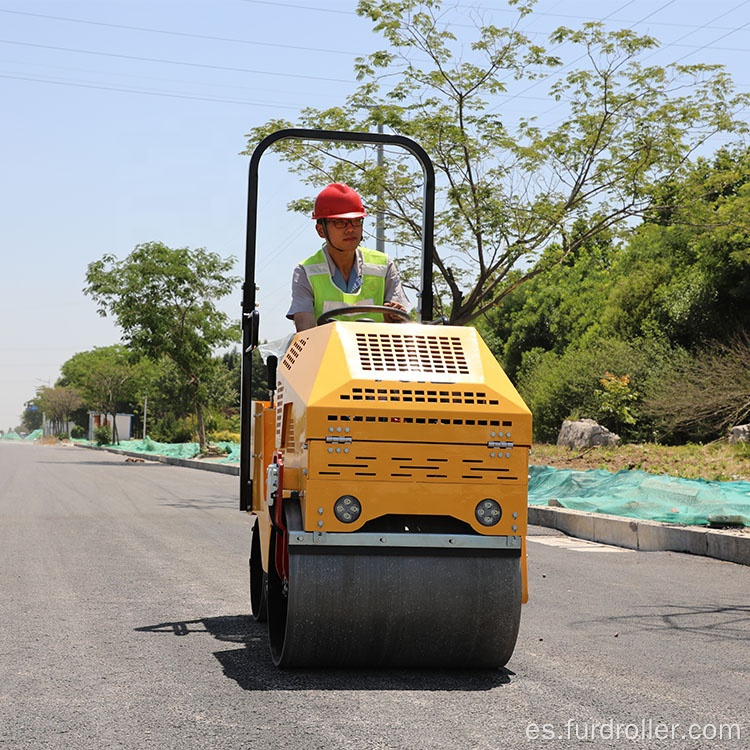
[148,415,195,444]
[70,425,86,439]
[604,145,750,347]
[244,0,746,324]
[516,337,657,443]
[34,386,83,431]
[21,404,43,432]
[479,216,615,379]
[60,345,145,443]
[733,441,750,462]
[94,425,112,446]
[594,372,638,434]
[207,430,240,444]
[83,241,241,450]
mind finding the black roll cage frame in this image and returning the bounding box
[239,128,436,511]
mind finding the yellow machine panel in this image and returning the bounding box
[275,321,531,535]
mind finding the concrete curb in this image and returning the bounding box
[76,443,240,476]
[528,505,749,566]
[76,443,748,566]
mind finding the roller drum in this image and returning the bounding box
[268,542,521,668]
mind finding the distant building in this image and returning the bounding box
[87,412,133,442]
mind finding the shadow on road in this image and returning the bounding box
[136,614,513,691]
[581,603,750,641]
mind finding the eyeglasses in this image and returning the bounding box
[326,217,364,229]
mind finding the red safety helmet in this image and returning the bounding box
[312,183,368,220]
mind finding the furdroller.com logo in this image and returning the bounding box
[525,719,743,743]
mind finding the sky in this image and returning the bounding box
[1,0,748,431]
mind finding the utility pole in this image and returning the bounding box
[376,121,385,253]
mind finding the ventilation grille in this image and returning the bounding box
[275,384,285,443]
[340,387,498,405]
[327,413,513,427]
[314,454,517,482]
[354,331,470,374]
[281,337,306,371]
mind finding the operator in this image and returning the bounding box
[286,182,409,332]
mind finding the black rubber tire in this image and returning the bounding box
[248,520,267,623]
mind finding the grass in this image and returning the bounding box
[529,441,750,482]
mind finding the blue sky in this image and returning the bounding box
[1,0,748,431]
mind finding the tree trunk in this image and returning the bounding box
[196,402,207,452]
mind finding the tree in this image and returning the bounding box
[59,345,145,444]
[21,403,43,433]
[602,145,750,348]
[478,215,616,379]
[84,242,240,451]
[35,386,83,437]
[244,0,747,324]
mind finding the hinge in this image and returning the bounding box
[488,440,514,449]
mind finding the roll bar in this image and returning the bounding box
[240,128,436,510]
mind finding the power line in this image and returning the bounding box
[0,39,355,84]
[641,0,750,64]
[0,8,358,56]
[0,72,302,108]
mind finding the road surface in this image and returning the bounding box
[1,441,747,749]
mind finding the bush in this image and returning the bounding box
[94,425,112,446]
[641,335,750,442]
[148,415,195,444]
[516,337,659,443]
[70,425,86,439]
[208,430,241,443]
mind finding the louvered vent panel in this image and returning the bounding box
[354,331,470,374]
[275,384,285,444]
[281,337,306,371]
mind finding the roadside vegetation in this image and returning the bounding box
[531,442,750,483]
[15,1,750,473]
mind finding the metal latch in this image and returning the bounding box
[325,436,353,444]
[488,441,514,449]
[265,463,279,506]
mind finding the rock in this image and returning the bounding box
[556,418,621,449]
[728,424,750,444]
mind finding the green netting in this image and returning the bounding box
[528,465,750,527]
[212,442,240,463]
[107,437,202,459]
[25,429,43,440]
[0,430,23,441]
[96,437,241,462]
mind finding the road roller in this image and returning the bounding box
[240,129,532,668]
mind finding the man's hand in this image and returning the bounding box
[383,301,408,323]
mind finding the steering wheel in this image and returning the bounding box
[316,304,412,326]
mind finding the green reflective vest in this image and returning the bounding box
[302,246,387,321]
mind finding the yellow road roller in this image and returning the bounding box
[240,129,531,668]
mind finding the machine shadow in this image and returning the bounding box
[135,614,513,691]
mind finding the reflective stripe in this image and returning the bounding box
[322,298,375,312]
[303,262,329,277]
[361,262,387,278]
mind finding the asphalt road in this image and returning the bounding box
[1,442,748,750]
